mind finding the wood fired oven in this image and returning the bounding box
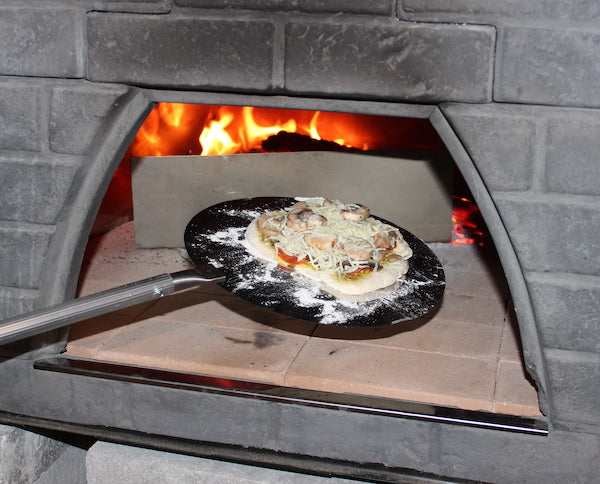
[0,2,598,482]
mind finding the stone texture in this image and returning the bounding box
[496,26,600,108]
[34,443,88,484]
[91,0,171,13]
[87,14,275,90]
[545,348,600,425]
[0,222,55,289]
[298,0,393,14]
[0,8,84,78]
[0,286,37,320]
[400,0,600,22]
[442,104,536,191]
[176,0,394,14]
[494,193,600,276]
[0,156,77,224]
[277,405,435,471]
[86,441,357,483]
[527,272,600,353]
[285,21,495,103]
[49,85,128,155]
[0,84,42,152]
[0,424,73,484]
[175,0,301,9]
[545,114,600,195]
[438,425,600,484]
[0,3,599,483]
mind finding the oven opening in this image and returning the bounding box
[66,103,540,418]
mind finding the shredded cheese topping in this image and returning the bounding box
[257,198,412,279]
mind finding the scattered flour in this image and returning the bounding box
[187,202,444,326]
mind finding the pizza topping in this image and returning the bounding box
[340,203,370,221]
[257,212,285,237]
[304,232,337,250]
[337,236,374,261]
[277,248,308,265]
[254,198,412,279]
[287,206,327,232]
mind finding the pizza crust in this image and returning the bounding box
[245,218,409,299]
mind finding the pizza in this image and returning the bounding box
[245,198,413,298]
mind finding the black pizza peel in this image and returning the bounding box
[0,197,444,345]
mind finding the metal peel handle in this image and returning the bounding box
[0,269,225,346]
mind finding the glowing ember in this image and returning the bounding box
[451,196,485,246]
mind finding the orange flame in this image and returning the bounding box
[128,103,444,158]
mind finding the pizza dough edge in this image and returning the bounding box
[245,218,405,298]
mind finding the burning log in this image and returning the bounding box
[261,131,362,153]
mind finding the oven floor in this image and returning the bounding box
[66,222,540,416]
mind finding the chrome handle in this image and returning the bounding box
[0,269,225,346]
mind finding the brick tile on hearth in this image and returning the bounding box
[493,361,541,416]
[313,317,503,361]
[285,338,497,412]
[88,319,309,386]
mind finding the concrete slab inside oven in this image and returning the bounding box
[131,150,453,248]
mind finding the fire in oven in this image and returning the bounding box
[0,102,542,433]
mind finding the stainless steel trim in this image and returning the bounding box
[35,356,548,436]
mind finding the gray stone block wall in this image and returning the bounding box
[0,1,599,482]
[87,14,276,90]
[399,0,600,22]
[86,11,495,103]
[0,424,86,483]
[86,441,359,483]
[442,102,600,430]
[0,8,84,78]
[496,27,600,108]
[0,76,128,319]
[284,21,494,102]
[176,0,395,15]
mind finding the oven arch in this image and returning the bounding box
[37,87,548,414]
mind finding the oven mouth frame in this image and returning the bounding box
[22,88,550,443]
[0,408,534,484]
[35,355,547,436]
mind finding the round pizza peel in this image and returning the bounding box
[0,197,445,345]
[185,197,445,327]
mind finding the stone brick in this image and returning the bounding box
[0,8,83,78]
[0,286,37,320]
[0,424,71,484]
[298,0,393,14]
[49,86,128,155]
[285,21,494,103]
[0,222,55,289]
[90,0,170,13]
[438,425,600,483]
[496,26,600,108]
[87,13,275,91]
[545,348,600,425]
[0,156,77,224]
[494,193,600,276]
[545,113,600,196]
[175,0,394,14]
[400,0,600,22]
[0,85,42,152]
[86,441,354,483]
[175,0,300,9]
[277,404,433,469]
[442,104,536,191]
[527,272,600,353]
